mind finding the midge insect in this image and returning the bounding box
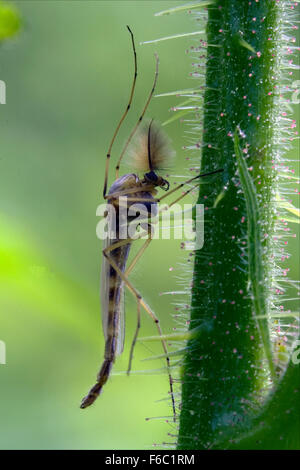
[80,26,223,420]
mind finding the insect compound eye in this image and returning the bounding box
[144,170,158,183]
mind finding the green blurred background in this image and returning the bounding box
[0,0,195,450]
[0,0,299,450]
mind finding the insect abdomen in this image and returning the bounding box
[103,243,131,360]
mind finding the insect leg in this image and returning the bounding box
[158,168,224,203]
[103,240,176,422]
[115,53,159,179]
[125,238,153,277]
[103,185,156,200]
[105,169,223,202]
[126,224,153,374]
[160,183,200,210]
[127,297,141,376]
[103,26,137,198]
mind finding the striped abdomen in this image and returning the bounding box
[103,241,131,361]
[80,240,131,408]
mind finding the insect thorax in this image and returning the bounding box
[107,173,158,240]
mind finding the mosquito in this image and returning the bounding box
[80,26,223,421]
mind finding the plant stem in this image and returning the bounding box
[178,0,285,450]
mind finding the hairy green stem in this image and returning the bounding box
[177,0,295,450]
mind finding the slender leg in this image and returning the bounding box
[127,297,141,375]
[126,224,153,373]
[103,26,137,198]
[125,238,153,277]
[115,53,159,179]
[105,169,223,202]
[103,240,176,422]
[105,192,192,227]
[116,170,223,207]
[163,183,199,208]
[158,168,224,202]
[103,185,156,200]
